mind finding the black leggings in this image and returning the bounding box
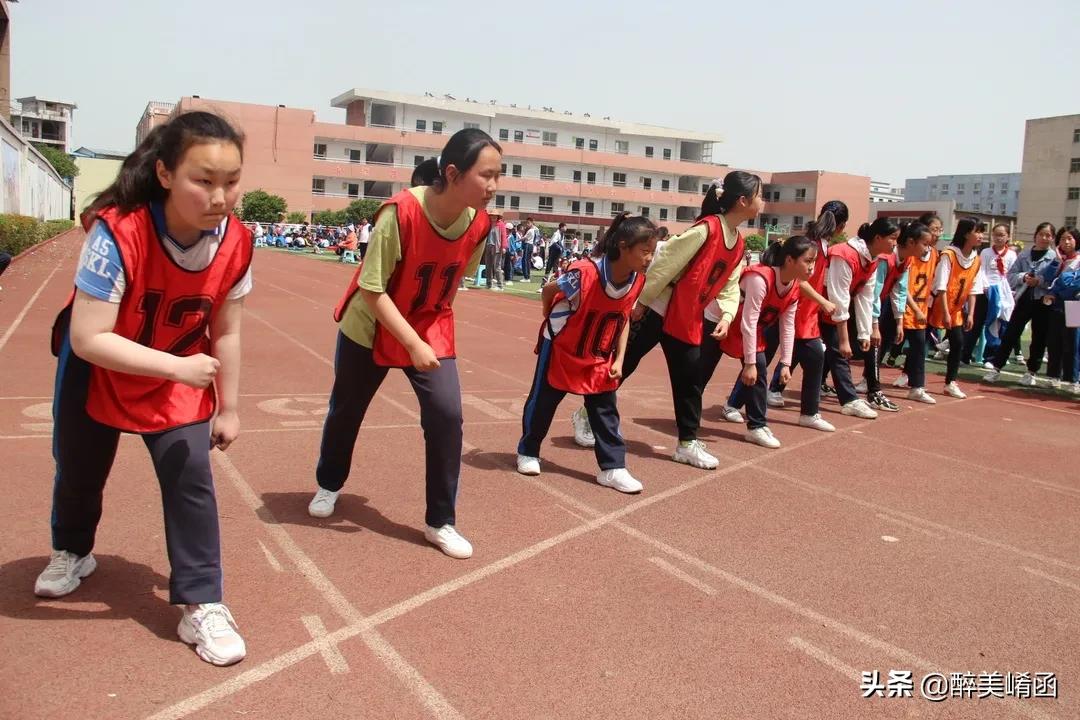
[902,326,928,388]
[700,320,768,429]
[937,325,965,384]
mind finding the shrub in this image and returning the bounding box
[0,214,76,255]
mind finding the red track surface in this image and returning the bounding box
[1,232,1076,719]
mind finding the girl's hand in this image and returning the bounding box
[631,304,647,322]
[915,309,927,324]
[710,318,731,340]
[408,341,441,371]
[608,360,623,379]
[839,340,853,359]
[859,339,871,353]
[172,353,220,389]
[778,365,792,385]
[964,315,975,332]
[740,363,757,386]
[896,325,905,346]
[871,325,882,347]
[211,410,240,451]
[820,299,837,315]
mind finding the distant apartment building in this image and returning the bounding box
[11,96,76,152]
[142,90,871,240]
[870,180,904,203]
[904,172,1019,218]
[135,100,175,146]
[1017,113,1080,243]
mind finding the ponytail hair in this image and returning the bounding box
[593,212,658,261]
[760,234,815,267]
[897,221,930,247]
[85,111,244,223]
[411,128,502,191]
[805,200,848,244]
[856,217,899,241]
[697,170,762,220]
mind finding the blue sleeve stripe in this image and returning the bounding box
[74,221,123,301]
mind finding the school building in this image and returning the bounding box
[136,89,871,240]
[1017,113,1080,244]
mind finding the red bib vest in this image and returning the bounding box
[793,238,829,340]
[53,205,252,433]
[719,265,801,358]
[545,259,645,395]
[334,189,490,367]
[820,242,879,326]
[877,251,911,306]
[662,215,745,345]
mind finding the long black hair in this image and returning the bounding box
[697,170,762,220]
[85,111,244,221]
[806,200,848,244]
[760,234,815,267]
[856,217,899,241]
[593,212,658,261]
[412,128,502,191]
[951,217,987,249]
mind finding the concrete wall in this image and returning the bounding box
[0,111,71,219]
[73,156,122,213]
[1018,114,1080,244]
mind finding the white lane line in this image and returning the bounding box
[648,557,716,595]
[300,615,350,674]
[874,513,945,540]
[256,539,284,572]
[1022,566,1080,593]
[787,636,860,682]
[0,263,63,355]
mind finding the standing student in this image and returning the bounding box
[702,235,811,448]
[964,223,1017,366]
[309,129,501,560]
[929,217,985,399]
[888,223,938,403]
[985,222,1058,385]
[357,216,371,259]
[540,223,565,290]
[516,214,656,491]
[484,210,506,291]
[37,112,252,666]
[1040,226,1080,390]
[571,171,759,470]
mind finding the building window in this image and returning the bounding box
[701,183,710,194]
[573,170,582,183]
[989,182,995,190]
[575,137,585,149]
[610,202,625,215]
[542,131,557,147]
[640,206,650,217]
[1074,129,1080,143]
[771,191,781,201]
[539,196,553,211]
[414,155,426,167]
[974,183,981,192]
[747,218,755,228]
[314,143,327,158]
[585,201,595,216]
[1065,216,1077,227]
[1002,182,1009,190]
[999,203,1006,212]
[795,188,806,201]
[349,148,362,162]
[957,187,965,194]
[499,129,509,141]
[645,146,654,158]
[663,148,671,160]
[432,121,444,134]
[589,139,598,151]
[501,163,507,175]
[793,215,804,227]
[974,203,981,211]
[587,171,596,185]
[312,179,325,195]
[1069,188,1080,200]
[931,184,937,191]
[615,140,629,154]
[941,184,949,192]
[570,200,581,215]
[510,196,520,209]
[659,208,668,221]
[661,179,670,191]
[415,119,426,132]
[958,183,965,190]
[495,195,505,208]
[347,183,360,198]
[642,177,652,190]
[464,122,479,130]
[540,165,555,180]
[514,130,524,142]
[613,172,627,187]
[21,120,29,133]
[512,164,522,177]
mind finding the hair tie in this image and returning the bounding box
[436,155,442,171]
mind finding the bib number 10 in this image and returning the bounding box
[574,310,625,359]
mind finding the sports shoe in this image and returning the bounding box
[766,391,785,408]
[1048,378,1062,390]
[820,383,838,399]
[672,439,719,470]
[516,454,540,476]
[938,339,951,353]
[720,405,744,423]
[570,407,595,448]
[505,280,514,286]
[892,373,910,388]
[799,413,835,432]
[983,368,1001,383]
[1014,353,1025,365]
[424,524,473,559]
[178,603,246,666]
[308,487,340,518]
[841,399,879,419]
[944,382,967,399]
[745,426,781,449]
[932,350,946,360]
[982,361,996,371]
[868,391,900,413]
[854,379,868,394]
[596,468,643,494]
[1070,382,1080,395]
[884,354,898,368]
[1019,372,1037,387]
[34,550,97,598]
[907,387,937,404]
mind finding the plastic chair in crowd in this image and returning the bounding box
[340,250,358,264]
[473,264,486,285]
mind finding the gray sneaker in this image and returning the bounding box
[34,550,97,598]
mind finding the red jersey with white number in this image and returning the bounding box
[718,265,800,358]
[54,205,252,433]
[793,238,829,340]
[662,214,744,345]
[820,242,879,326]
[877,251,911,305]
[334,189,490,367]
[545,258,644,394]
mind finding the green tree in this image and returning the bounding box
[239,190,287,222]
[286,210,308,224]
[33,144,79,179]
[745,234,767,252]
[343,198,382,224]
[312,209,348,226]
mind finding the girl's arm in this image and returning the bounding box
[739,274,766,366]
[541,281,561,316]
[210,297,243,449]
[931,257,953,328]
[799,280,836,315]
[359,289,438,370]
[610,317,631,379]
[636,224,708,308]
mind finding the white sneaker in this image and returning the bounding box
[798,413,835,432]
[854,379,868,394]
[571,407,595,448]
[983,368,1001,383]
[34,550,97,597]
[745,426,781,449]
[841,399,879,419]
[1071,382,1080,395]
[938,339,951,352]
[1048,378,1062,389]
[721,405,744,423]
[672,439,719,470]
[766,391,785,408]
[932,350,946,360]
[982,361,996,370]
[1019,372,1037,387]
[596,468,643,494]
[892,373,910,388]
[505,280,514,286]
[308,488,340,518]
[424,524,473,559]
[907,387,937,404]
[178,603,246,666]
[944,382,967,399]
[516,454,540,476]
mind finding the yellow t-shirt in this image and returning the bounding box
[339,186,486,348]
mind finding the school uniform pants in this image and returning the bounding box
[961,294,989,364]
[50,332,222,605]
[518,338,625,468]
[867,302,901,393]
[521,243,534,280]
[819,322,861,405]
[934,324,966,384]
[316,332,462,528]
[992,292,1050,374]
[543,246,563,279]
[1046,307,1079,382]
[720,324,824,418]
[483,244,505,288]
[700,325,769,431]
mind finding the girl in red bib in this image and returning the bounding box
[38,112,251,666]
[309,129,501,560]
[516,214,657,492]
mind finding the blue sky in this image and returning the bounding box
[11,0,1079,185]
